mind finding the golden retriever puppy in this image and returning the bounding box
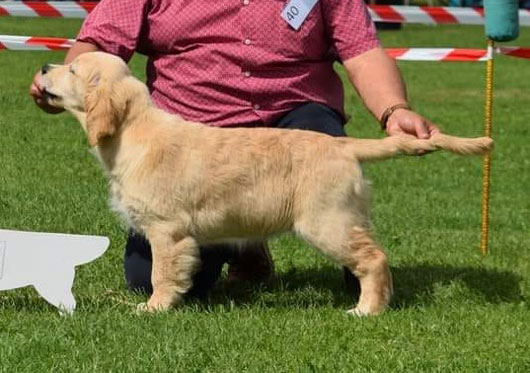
[40,52,492,316]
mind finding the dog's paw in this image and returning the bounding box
[346,307,366,317]
[136,295,176,314]
[136,302,151,314]
[135,302,168,314]
[346,305,385,317]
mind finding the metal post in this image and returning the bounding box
[480,39,495,256]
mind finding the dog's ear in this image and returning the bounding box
[84,76,125,147]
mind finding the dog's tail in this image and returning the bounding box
[347,134,493,162]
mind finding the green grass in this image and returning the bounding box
[1,18,530,371]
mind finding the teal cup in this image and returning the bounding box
[484,0,519,42]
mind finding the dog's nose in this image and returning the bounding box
[41,64,51,75]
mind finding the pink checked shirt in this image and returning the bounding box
[78,0,379,126]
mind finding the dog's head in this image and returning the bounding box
[41,52,145,147]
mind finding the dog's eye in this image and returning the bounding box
[69,67,76,75]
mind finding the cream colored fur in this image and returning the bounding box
[41,52,493,315]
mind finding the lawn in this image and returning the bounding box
[1,17,530,372]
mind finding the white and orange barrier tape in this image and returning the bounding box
[0,1,95,18]
[387,48,490,61]
[0,35,73,51]
[0,2,530,26]
[389,47,530,61]
[3,35,530,62]
[368,5,530,26]
[387,47,530,61]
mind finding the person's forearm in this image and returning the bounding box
[343,47,408,123]
[64,41,99,64]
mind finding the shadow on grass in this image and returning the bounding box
[200,263,523,311]
[0,264,523,313]
[390,264,524,309]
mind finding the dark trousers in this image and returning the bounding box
[124,102,356,296]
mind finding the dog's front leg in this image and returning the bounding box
[138,235,200,312]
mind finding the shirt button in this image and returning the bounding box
[244,38,252,45]
[243,71,251,77]
[253,104,260,110]
[242,0,250,5]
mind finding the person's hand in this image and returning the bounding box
[29,71,64,114]
[385,108,440,139]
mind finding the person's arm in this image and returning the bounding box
[64,41,99,64]
[29,41,99,114]
[343,47,440,139]
[321,0,439,139]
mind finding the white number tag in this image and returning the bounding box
[0,242,4,279]
[281,0,318,30]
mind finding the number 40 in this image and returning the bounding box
[286,6,299,21]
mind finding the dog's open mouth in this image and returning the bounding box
[42,88,60,101]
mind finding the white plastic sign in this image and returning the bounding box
[0,229,109,314]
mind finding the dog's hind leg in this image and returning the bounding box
[342,228,393,316]
[295,164,392,315]
[139,233,200,312]
[297,221,392,316]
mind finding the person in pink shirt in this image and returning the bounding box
[30,0,439,297]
